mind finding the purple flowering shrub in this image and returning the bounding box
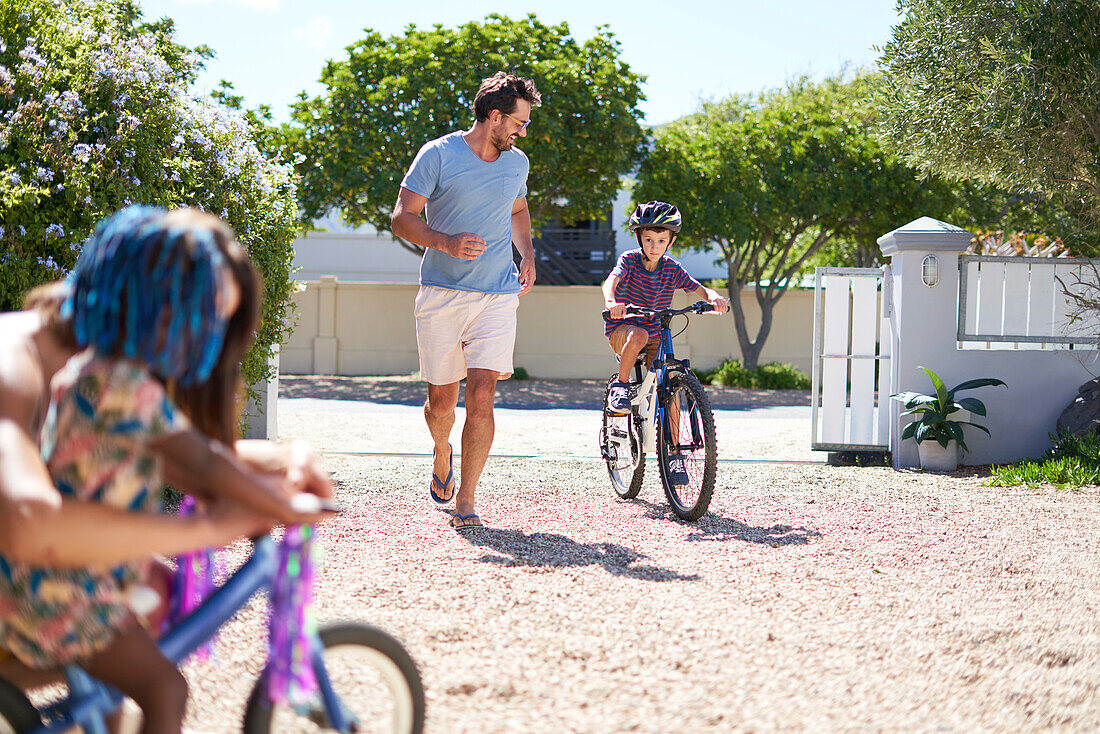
[0,0,299,388]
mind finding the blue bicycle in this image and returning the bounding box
[0,529,425,734]
[598,301,719,521]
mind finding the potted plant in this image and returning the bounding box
[891,366,1007,471]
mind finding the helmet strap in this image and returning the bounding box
[636,232,656,263]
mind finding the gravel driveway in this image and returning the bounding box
[182,377,1099,733]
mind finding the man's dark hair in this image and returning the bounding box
[472,72,541,122]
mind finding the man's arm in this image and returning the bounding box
[391,187,485,260]
[511,196,536,295]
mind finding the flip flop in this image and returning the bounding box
[450,512,482,529]
[429,443,455,504]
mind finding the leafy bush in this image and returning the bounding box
[703,358,754,388]
[696,358,810,390]
[754,362,811,390]
[988,431,1100,489]
[511,366,529,381]
[0,0,300,390]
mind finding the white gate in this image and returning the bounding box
[811,267,892,451]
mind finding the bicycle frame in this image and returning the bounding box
[27,536,352,734]
[623,306,697,451]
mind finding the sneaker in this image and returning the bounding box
[667,453,690,486]
[606,381,634,414]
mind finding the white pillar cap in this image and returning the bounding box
[877,216,973,257]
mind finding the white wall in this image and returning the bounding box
[283,279,816,379]
[292,230,422,283]
[879,218,1098,468]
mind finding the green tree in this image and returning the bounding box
[0,0,299,389]
[635,75,944,371]
[289,14,646,245]
[876,0,1100,246]
[812,178,1081,268]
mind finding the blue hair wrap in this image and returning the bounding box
[61,205,231,386]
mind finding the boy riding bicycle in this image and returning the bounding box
[603,200,729,415]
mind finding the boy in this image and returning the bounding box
[602,200,729,414]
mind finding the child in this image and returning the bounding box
[602,200,729,415]
[0,206,326,734]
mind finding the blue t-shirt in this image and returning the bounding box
[604,250,702,338]
[400,131,529,294]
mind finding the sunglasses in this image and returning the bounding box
[501,111,531,131]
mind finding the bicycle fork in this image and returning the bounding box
[309,634,354,733]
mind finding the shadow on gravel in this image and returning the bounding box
[638,500,822,546]
[280,376,810,411]
[460,527,701,582]
[281,377,427,405]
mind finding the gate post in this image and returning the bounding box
[877,217,973,468]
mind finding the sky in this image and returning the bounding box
[136,0,904,126]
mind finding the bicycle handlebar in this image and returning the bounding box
[602,300,718,320]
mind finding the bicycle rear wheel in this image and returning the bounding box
[243,622,424,734]
[657,372,717,521]
[0,676,40,734]
[600,379,645,499]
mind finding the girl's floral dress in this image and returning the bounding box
[0,351,189,668]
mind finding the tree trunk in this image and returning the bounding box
[725,266,777,373]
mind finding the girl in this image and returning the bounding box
[0,206,325,734]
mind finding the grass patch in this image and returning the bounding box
[987,431,1100,489]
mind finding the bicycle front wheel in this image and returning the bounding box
[243,622,424,734]
[657,372,717,521]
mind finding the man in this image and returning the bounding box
[391,72,541,529]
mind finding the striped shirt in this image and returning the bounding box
[604,250,702,338]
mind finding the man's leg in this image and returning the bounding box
[454,368,499,524]
[425,382,460,501]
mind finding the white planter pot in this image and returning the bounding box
[917,439,960,471]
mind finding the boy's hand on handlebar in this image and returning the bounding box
[606,301,628,319]
[710,296,729,314]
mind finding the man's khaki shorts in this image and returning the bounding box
[414,286,519,385]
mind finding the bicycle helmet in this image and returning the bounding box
[628,201,682,234]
